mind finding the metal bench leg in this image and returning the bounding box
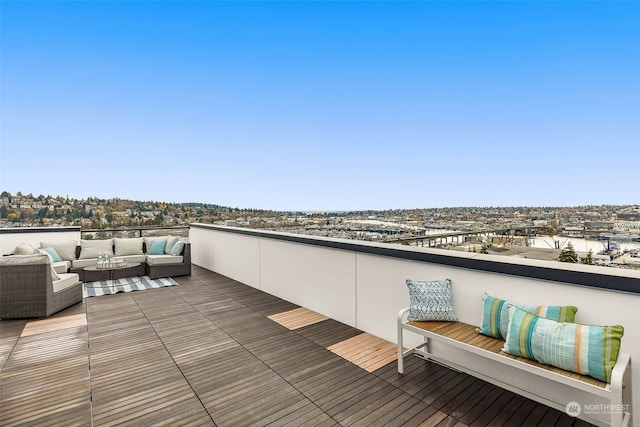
[610,352,631,427]
[397,322,404,374]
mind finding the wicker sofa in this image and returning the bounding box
[35,237,191,281]
[146,242,191,279]
[0,254,83,319]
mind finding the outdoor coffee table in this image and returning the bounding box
[83,262,143,292]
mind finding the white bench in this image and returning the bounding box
[397,308,632,427]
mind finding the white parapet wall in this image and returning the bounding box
[190,223,640,425]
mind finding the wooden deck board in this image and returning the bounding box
[0,265,592,427]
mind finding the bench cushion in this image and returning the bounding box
[503,305,624,383]
[478,293,578,340]
[406,278,457,322]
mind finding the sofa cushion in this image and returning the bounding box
[53,273,80,293]
[164,236,179,254]
[14,243,37,255]
[79,239,114,260]
[52,261,70,274]
[37,248,54,262]
[40,240,77,261]
[0,254,49,265]
[144,237,167,252]
[50,265,61,281]
[114,237,144,256]
[146,254,183,265]
[169,240,185,256]
[121,254,147,264]
[72,258,100,269]
[148,240,167,255]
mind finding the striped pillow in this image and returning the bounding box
[502,305,624,383]
[477,293,578,340]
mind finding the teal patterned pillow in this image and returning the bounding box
[39,246,62,262]
[503,305,624,383]
[478,293,578,340]
[406,279,458,322]
[169,240,184,256]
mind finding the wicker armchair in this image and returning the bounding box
[0,254,83,319]
[145,242,191,279]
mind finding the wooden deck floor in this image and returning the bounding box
[0,265,593,426]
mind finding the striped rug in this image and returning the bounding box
[83,276,178,298]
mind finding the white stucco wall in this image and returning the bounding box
[190,224,640,425]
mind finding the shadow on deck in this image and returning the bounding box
[0,265,594,426]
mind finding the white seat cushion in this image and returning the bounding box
[52,261,70,274]
[121,254,147,263]
[72,258,98,269]
[146,255,183,265]
[53,273,80,293]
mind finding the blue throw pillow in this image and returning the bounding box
[149,239,167,255]
[40,246,63,262]
[169,240,184,256]
[477,293,578,340]
[406,278,458,322]
[503,305,624,383]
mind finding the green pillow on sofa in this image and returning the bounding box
[477,293,577,340]
[502,305,624,383]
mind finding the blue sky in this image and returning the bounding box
[2,1,638,211]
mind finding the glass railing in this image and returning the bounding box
[80,226,189,240]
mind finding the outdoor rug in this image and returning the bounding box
[83,276,178,298]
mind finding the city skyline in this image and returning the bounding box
[2,1,639,211]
